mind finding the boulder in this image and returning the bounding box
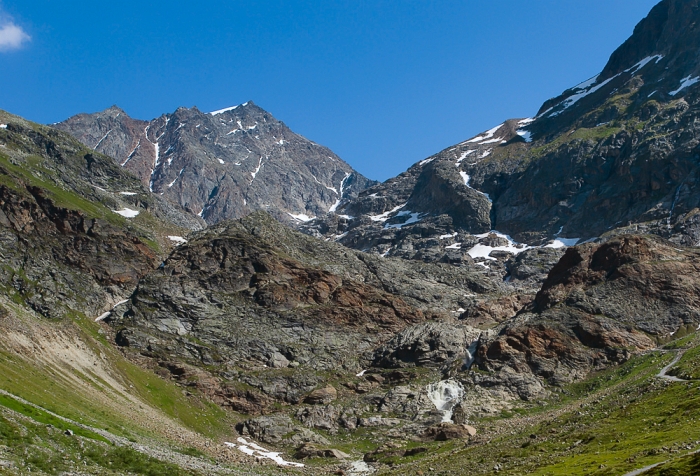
[304,385,338,405]
[296,405,340,431]
[424,423,477,441]
[235,414,295,445]
[295,443,350,460]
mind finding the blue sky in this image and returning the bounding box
[1,1,659,181]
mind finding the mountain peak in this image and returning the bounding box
[600,0,699,79]
[208,100,255,116]
[55,102,375,225]
[103,105,127,117]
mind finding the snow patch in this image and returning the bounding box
[545,237,580,248]
[465,123,503,144]
[385,211,422,229]
[95,312,111,322]
[573,75,599,91]
[153,142,160,166]
[218,158,225,164]
[356,370,367,377]
[467,231,529,261]
[288,213,315,222]
[536,106,554,119]
[369,203,407,222]
[122,139,141,167]
[517,129,532,142]
[119,192,137,196]
[419,158,435,166]
[93,129,112,150]
[0,124,7,129]
[312,174,338,194]
[439,232,458,240]
[331,232,348,241]
[549,73,621,117]
[113,208,140,218]
[168,168,185,188]
[670,76,700,96]
[455,150,475,167]
[625,55,664,74]
[250,156,264,182]
[445,243,462,250]
[347,460,376,475]
[224,438,304,468]
[209,105,239,116]
[465,340,479,368]
[168,236,187,245]
[329,173,351,213]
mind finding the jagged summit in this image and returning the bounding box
[536,0,700,125]
[54,102,376,225]
[208,101,253,116]
[601,0,699,78]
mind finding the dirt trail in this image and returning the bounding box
[656,350,687,382]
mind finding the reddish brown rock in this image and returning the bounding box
[424,423,477,441]
[478,235,699,384]
[304,386,337,405]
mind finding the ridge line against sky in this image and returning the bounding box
[1,1,659,181]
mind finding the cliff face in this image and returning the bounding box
[55,102,376,226]
[478,235,700,385]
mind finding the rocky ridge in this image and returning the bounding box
[55,102,376,226]
[305,0,700,273]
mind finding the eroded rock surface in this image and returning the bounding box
[478,235,699,384]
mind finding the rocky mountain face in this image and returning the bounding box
[306,0,700,272]
[0,110,202,320]
[109,210,553,447]
[54,102,375,225]
[478,234,700,385]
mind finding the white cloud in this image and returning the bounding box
[0,22,30,51]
